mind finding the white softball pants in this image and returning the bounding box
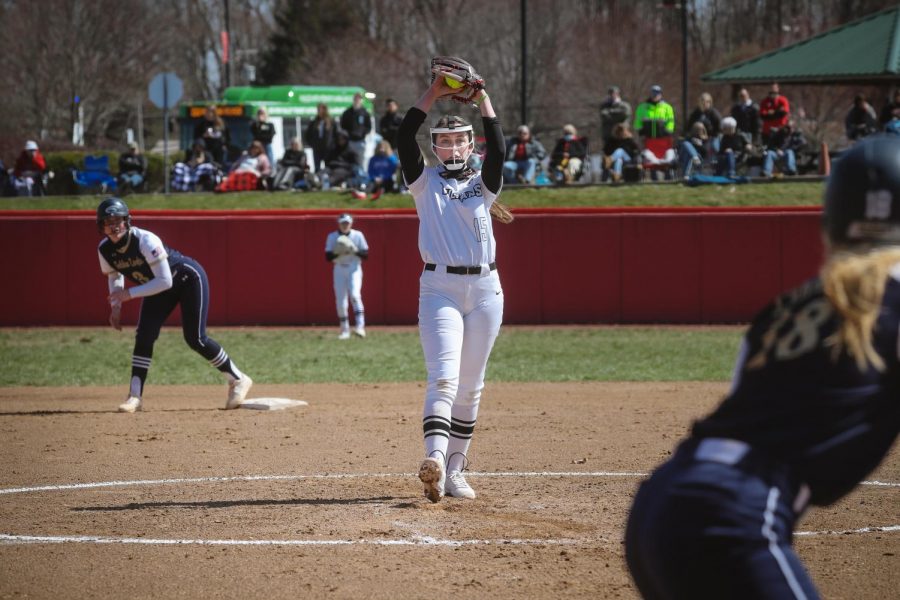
[334,262,364,328]
[419,268,503,473]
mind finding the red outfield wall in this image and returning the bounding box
[0,207,823,326]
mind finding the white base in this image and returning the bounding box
[237,397,308,411]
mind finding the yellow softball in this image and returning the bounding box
[444,76,464,89]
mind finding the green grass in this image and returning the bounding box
[0,181,823,211]
[0,326,743,386]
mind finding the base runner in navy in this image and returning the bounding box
[96,198,253,413]
[625,135,900,599]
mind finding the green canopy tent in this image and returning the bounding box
[179,86,375,168]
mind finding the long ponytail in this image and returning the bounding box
[821,246,900,371]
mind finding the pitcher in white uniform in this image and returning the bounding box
[397,74,514,502]
[324,213,369,339]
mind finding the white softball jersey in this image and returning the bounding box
[408,166,501,267]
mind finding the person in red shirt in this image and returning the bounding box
[759,82,790,144]
[13,140,48,196]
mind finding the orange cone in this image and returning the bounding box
[819,142,830,176]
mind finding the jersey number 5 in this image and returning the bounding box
[746,298,832,370]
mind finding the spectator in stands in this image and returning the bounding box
[216,140,271,193]
[762,118,806,178]
[172,139,220,192]
[845,94,878,142]
[117,142,147,193]
[599,85,632,146]
[306,103,335,173]
[678,122,710,180]
[194,105,228,165]
[687,92,722,152]
[0,159,11,197]
[323,129,363,190]
[379,98,404,152]
[502,125,546,184]
[251,107,277,166]
[271,138,312,191]
[603,123,640,183]
[340,92,372,170]
[759,82,790,144]
[730,88,761,145]
[549,124,587,184]
[634,85,675,140]
[716,117,752,178]
[13,140,48,196]
[879,89,900,127]
[355,140,399,201]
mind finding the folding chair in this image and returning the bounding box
[72,155,118,193]
[641,137,676,181]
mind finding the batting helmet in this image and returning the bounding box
[823,135,900,246]
[96,197,131,233]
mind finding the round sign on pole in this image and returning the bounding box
[148,72,183,109]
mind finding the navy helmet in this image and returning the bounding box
[96,197,130,233]
[823,135,900,246]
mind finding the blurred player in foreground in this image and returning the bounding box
[96,197,253,412]
[397,57,513,502]
[625,135,900,598]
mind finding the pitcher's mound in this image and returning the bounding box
[238,398,308,411]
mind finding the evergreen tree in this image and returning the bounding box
[258,0,358,85]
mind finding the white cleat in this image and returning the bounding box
[338,331,351,340]
[353,328,366,338]
[418,457,445,503]
[118,396,142,413]
[226,375,253,409]
[445,470,476,499]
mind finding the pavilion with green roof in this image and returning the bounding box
[702,6,900,85]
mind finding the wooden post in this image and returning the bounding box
[819,141,830,176]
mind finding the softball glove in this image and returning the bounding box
[430,56,485,104]
[334,235,358,256]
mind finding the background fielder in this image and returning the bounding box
[324,213,369,339]
[96,197,253,412]
[397,57,514,502]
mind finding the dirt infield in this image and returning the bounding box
[0,382,897,599]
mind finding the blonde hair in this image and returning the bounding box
[821,245,900,371]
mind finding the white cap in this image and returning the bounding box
[24,140,38,151]
[337,213,353,224]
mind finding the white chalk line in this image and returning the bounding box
[0,533,580,547]
[0,472,896,547]
[0,471,647,495]
[0,472,896,496]
[2,525,898,548]
[795,525,900,537]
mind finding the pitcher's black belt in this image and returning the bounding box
[425,262,496,275]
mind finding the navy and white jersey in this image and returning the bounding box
[408,166,500,267]
[97,226,185,285]
[693,265,900,506]
[324,228,369,267]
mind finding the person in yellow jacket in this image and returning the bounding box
[633,85,676,139]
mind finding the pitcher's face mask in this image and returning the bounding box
[431,126,474,171]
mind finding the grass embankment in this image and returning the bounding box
[0,181,823,211]
[0,326,743,387]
